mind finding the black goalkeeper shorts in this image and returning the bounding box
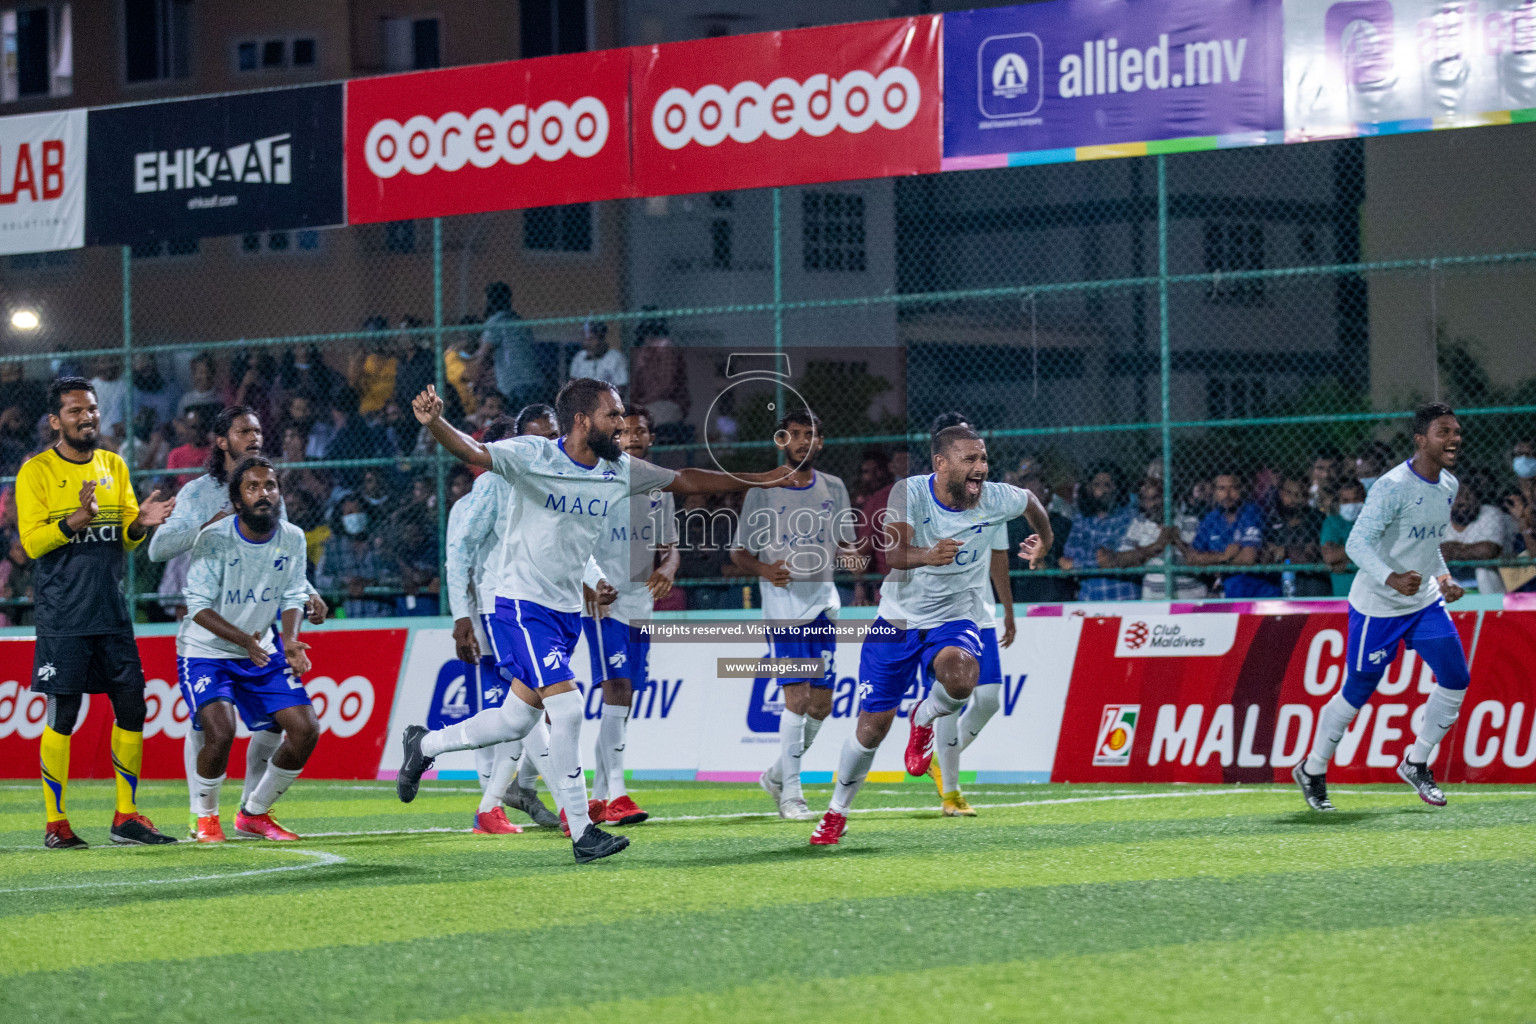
[30,631,146,695]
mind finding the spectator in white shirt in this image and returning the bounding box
[1442,469,1516,594]
[568,320,627,395]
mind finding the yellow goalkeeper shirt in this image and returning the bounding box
[16,446,142,636]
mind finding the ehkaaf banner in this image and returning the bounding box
[0,108,85,255]
[943,0,1283,162]
[85,83,343,244]
[632,17,942,197]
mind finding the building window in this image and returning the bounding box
[292,37,314,65]
[385,220,416,253]
[124,0,190,83]
[1206,377,1267,420]
[524,203,592,253]
[521,0,588,58]
[130,237,199,259]
[2,5,71,100]
[382,16,438,72]
[1203,222,1264,304]
[240,229,319,254]
[235,36,316,74]
[803,192,865,272]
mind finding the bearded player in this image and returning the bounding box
[1294,403,1472,811]
[811,425,1051,846]
[179,456,321,841]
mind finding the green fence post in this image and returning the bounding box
[433,218,447,572]
[122,245,138,616]
[1158,156,1174,601]
[772,188,785,431]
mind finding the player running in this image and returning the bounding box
[729,410,858,821]
[1294,403,1472,812]
[395,380,793,863]
[179,456,321,842]
[921,413,1016,817]
[147,404,327,836]
[810,425,1051,846]
[580,405,679,827]
[445,413,559,833]
[21,377,179,848]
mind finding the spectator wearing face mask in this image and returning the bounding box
[1353,440,1394,494]
[1320,479,1366,596]
[318,495,393,619]
[1511,439,1536,508]
[1441,469,1514,595]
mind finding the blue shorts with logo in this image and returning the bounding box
[858,617,983,714]
[766,612,837,688]
[178,652,311,733]
[923,620,1002,691]
[1345,599,1467,703]
[478,614,516,708]
[582,615,651,685]
[489,597,581,689]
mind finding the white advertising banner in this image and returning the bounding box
[0,108,84,254]
[380,618,1084,782]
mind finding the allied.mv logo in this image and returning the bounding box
[978,32,1044,118]
[1093,704,1140,766]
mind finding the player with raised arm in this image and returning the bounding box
[179,456,320,842]
[1294,403,1472,811]
[20,377,178,848]
[394,380,794,863]
[148,404,327,836]
[580,405,679,827]
[921,413,1017,817]
[810,425,1052,846]
[729,410,859,821]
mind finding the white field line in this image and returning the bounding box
[0,848,345,892]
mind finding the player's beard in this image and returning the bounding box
[942,474,982,510]
[61,422,99,453]
[589,428,624,463]
[240,501,278,534]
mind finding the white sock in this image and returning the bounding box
[243,729,283,807]
[599,703,629,800]
[511,721,549,797]
[591,731,609,803]
[1410,686,1466,763]
[422,697,539,757]
[193,772,225,818]
[1305,693,1362,776]
[777,710,806,802]
[958,683,1001,752]
[829,738,877,814]
[542,690,592,840]
[803,714,825,751]
[913,684,966,728]
[479,741,521,814]
[474,745,497,793]
[244,763,301,816]
[934,710,962,793]
[184,730,205,814]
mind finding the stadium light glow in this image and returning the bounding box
[10,309,39,331]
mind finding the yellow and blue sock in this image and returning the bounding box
[110,725,143,816]
[40,726,70,823]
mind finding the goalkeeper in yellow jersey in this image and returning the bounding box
[17,376,177,848]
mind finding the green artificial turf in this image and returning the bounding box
[2,780,1533,1023]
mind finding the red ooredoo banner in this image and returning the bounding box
[1052,613,1536,785]
[631,16,943,196]
[0,630,404,780]
[345,50,632,223]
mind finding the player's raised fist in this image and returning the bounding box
[412,386,444,425]
[1438,575,1466,603]
[926,538,963,566]
[1387,570,1423,597]
[136,488,176,528]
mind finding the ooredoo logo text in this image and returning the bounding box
[364,99,611,179]
[650,67,922,150]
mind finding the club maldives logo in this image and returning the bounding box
[1123,620,1151,650]
[650,67,922,150]
[1114,615,1238,658]
[1093,704,1139,766]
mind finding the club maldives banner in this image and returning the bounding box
[0,108,85,255]
[85,83,344,245]
[1053,611,1536,784]
[345,49,631,224]
[1284,0,1536,140]
[631,16,943,197]
[0,630,403,780]
[943,0,1284,167]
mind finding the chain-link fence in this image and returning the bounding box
[3,123,1536,621]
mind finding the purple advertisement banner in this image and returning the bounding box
[943,0,1285,161]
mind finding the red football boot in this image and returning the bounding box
[809,811,848,846]
[235,808,299,841]
[602,795,649,825]
[194,815,227,843]
[472,808,525,834]
[904,714,935,776]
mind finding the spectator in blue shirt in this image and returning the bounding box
[1181,471,1279,598]
[1060,464,1138,601]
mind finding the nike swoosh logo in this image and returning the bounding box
[838,779,857,787]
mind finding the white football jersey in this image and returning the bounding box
[735,472,854,625]
[147,471,290,562]
[444,470,512,620]
[1346,459,1458,618]
[178,518,312,659]
[589,489,679,625]
[485,436,676,613]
